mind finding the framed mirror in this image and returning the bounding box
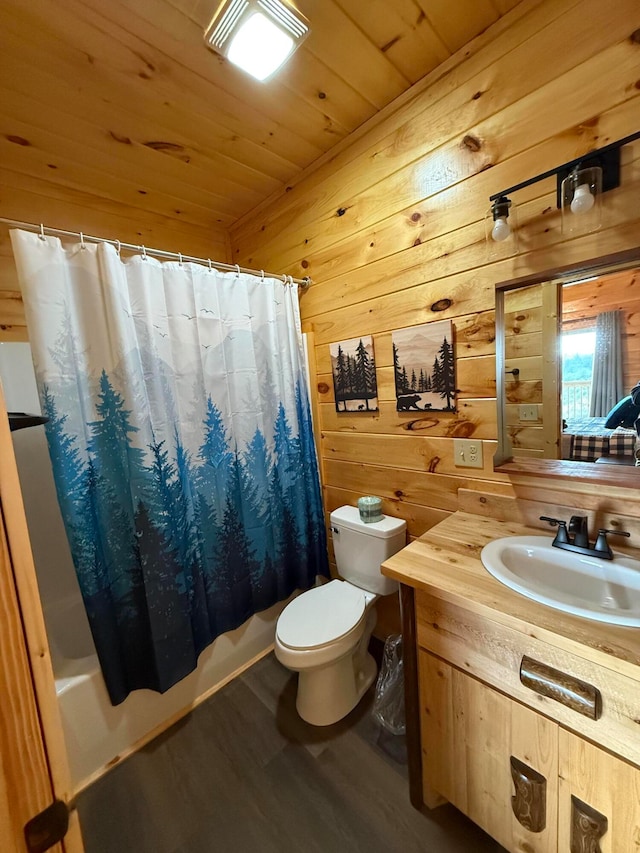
[494,248,640,484]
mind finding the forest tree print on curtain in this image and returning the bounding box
[10,230,328,705]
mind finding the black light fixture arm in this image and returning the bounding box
[489,130,640,203]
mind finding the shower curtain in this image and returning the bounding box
[10,230,328,705]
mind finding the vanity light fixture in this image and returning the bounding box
[486,131,640,250]
[485,195,518,259]
[490,196,513,241]
[560,165,603,236]
[204,0,309,81]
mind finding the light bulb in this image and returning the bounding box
[570,183,595,215]
[491,217,511,242]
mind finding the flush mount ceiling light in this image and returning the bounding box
[486,131,640,251]
[204,0,309,81]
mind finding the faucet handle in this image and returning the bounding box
[540,515,564,526]
[539,516,569,544]
[593,528,631,559]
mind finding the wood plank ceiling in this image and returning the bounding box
[0,0,523,243]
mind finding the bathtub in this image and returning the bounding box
[0,342,282,793]
[46,591,282,792]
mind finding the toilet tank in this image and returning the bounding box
[330,505,406,595]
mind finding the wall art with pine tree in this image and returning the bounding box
[392,320,456,412]
[329,335,379,412]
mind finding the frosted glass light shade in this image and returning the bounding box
[561,166,602,236]
[227,13,294,80]
[204,0,309,82]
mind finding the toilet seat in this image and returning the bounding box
[277,580,366,650]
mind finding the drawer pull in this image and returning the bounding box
[510,756,546,833]
[519,656,602,720]
[570,795,607,852]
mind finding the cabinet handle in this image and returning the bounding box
[570,795,608,853]
[510,756,546,833]
[520,656,602,720]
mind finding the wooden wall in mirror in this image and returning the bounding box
[494,249,640,486]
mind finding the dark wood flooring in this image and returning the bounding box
[77,652,506,852]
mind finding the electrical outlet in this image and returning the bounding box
[519,404,538,421]
[453,439,484,469]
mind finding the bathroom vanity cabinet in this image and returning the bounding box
[382,511,640,853]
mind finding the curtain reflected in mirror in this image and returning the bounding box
[501,263,640,470]
[590,310,623,417]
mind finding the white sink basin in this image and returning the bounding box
[480,536,640,627]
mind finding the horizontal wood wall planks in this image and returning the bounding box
[0,0,521,300]
[0,0,528,307]
[231,0,640,540]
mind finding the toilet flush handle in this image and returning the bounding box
[330,526,340,535]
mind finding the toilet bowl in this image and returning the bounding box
[274,505,407,726]
[275,579,378,726]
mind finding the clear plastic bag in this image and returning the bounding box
[372,634,406,735]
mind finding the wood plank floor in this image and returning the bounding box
[77,652,506,852]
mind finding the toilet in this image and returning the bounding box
[274,505,407,726]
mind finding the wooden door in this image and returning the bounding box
[558,728,640,852]
[419,650,558,852]
[0,382,83,852]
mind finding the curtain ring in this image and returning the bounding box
[141,245,147,261]
[207,258,213,273]
[79,232,86,250]
[115,240,121,256]
[260,270,265,281]
[178,253,183,266]
[235,264,241,278]
[38,223,46,242]
[281,274,287,283]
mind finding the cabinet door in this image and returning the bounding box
[419,650,558,852]
[558,729,640,852]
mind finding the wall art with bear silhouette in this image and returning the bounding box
[392,320,456,413]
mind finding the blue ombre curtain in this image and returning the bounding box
[11,230,328,705]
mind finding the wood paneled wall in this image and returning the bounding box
[503,281,560,459]
[0,187,229,341]
[230,0,640,553]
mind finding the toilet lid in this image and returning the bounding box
[277,580,366,650]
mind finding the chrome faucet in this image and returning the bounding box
[540,515,630,560]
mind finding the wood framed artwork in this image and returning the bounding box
[393,320,455,412]
[330,336,378,412]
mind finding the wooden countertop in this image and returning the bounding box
[382,511,640,681]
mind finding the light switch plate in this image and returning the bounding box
[453,439,484,469]
[519,404,538,421]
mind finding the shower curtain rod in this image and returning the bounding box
[0,216,312,291]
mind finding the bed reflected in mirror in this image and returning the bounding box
[495,251,640,480]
